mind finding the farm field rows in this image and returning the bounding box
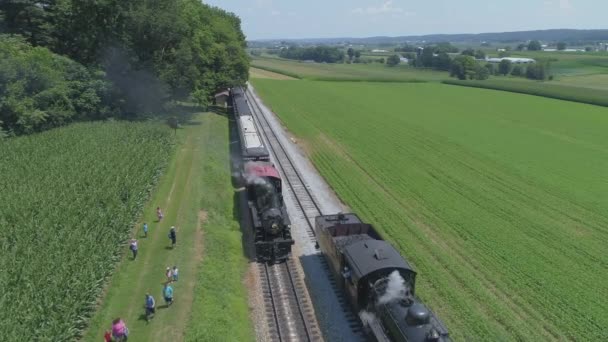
[0,122,174,340]
[252,79,608,341]
[251,57,448,82]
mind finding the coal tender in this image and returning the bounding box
[231,87,294,262]
[315,213,450,342]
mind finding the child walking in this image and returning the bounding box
[143,222,148,238]
[172,266,179,282]
[156,207,164,222]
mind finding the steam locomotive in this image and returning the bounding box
[231,86,294,262]
[315,213,450,342]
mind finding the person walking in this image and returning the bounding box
[156,207,164,222]
[145,293,156,322]
[143,222,149,238]
[168,226,176,248]
[163,283,174,307]
[129,239,138,260]
[104,330,112,342]
[165,267,173,283]
[172,266,179,282]
[111,318,129,341]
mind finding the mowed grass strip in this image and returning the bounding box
[185,112,254,341]
[84,112,253,341]
[252,79,608,341]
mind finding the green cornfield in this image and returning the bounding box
[0,122,174,340]
[253,79,608,341]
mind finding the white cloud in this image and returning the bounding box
[559,0,572,10]
[351,0,413,15]
[271,10,281,16]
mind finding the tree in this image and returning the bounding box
[461,48,475,56]
[474,49,486,60]
[434,52,451,71]
[526,62,550,80]
[474,63,490,80]
[498,59,513,76]
[484,63,495,76]
[516,43,526,51]
[511,65,524,77]
[354,50,361,58]
[585,47,593,52]
[557,42,567,50]
[450,55,477,80]
[347,48,354,60]
[386,54,400,67]
[528,40,542,51]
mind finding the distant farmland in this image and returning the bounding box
[251,57,447,82]
[253,79,608,341]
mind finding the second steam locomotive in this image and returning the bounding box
[231,86,293,262]
[316,213,450,342]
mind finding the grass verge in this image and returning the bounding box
[184,112,254,341]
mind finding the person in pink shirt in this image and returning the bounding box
[111,318,129,341]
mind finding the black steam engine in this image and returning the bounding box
[315,213,450,342]
[231,87,294,262]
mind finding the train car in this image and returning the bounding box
[315,213,450,342]
[231,87,270,162]
[231,87,293,262]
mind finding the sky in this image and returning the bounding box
[204,0,607,40]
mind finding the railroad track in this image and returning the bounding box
[245,87,322,240]
[245,86,366,341]
[260,260,321,342]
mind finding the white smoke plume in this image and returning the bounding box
[378,270,408,305]
[359,310,378,328]
[243,162,271,186]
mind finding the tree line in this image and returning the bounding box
[0,0,248,136]
[279,46,345,63]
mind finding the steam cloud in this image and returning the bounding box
[359,310,378,328]
[243,162,271,186]
[378,270,408,305]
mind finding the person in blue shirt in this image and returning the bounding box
[143,223,149,238]
[145,293,156,322]
[163,283,174,307]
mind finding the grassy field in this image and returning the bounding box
[251,57,447,82]
[83,112,253,341]
[250,66,297,80]
[0,122,173,340]
[252,79,608,341]
[511,51,608,76]
[443,79,608,107]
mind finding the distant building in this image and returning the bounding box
[371,49,388,53]
[400,57,409,63]
[486,57,535,64]
[497,48,506,52]
[214,90,229,108]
